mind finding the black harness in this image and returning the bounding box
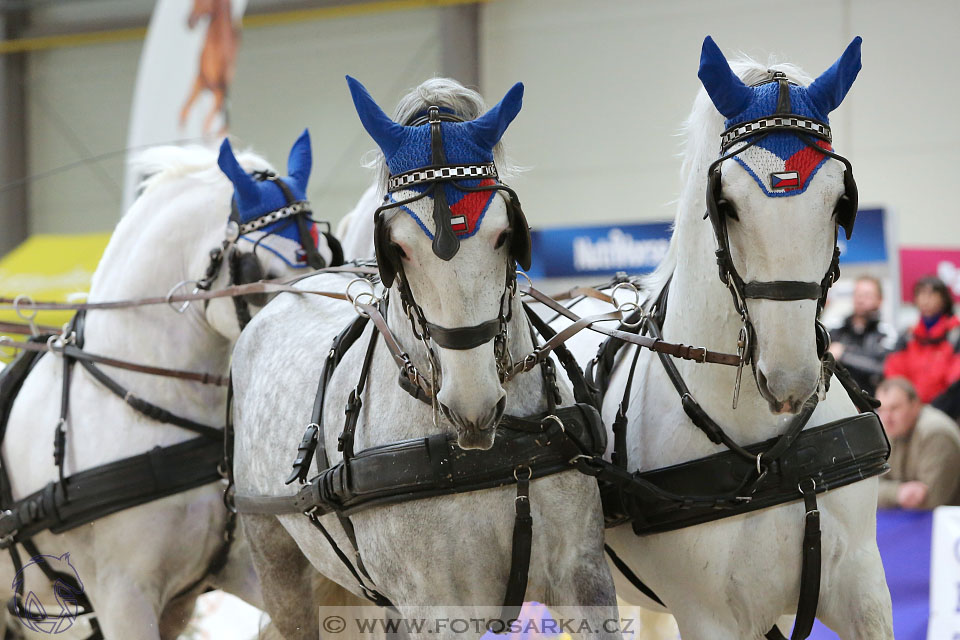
[233,107,607,621]
[583,73,888,640]
[0,181,340,635]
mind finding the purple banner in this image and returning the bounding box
[810,509,932,639]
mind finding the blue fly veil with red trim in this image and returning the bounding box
[217,130,333,269]
[346,75,524,255]
[698,35,862,197]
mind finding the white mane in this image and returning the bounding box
[131,144,276,200]
[641,56,815,303]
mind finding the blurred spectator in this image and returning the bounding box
[875,377,960,509]
[884,276,960,403]
[829,276,894,395]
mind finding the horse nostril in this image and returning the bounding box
[489,395,507,427]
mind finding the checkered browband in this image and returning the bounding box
[720,115,832,151]
[238,200,311,235]
[387,163,498,193]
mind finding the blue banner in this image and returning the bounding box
[810,509,931,639]
[528,209,887,279]
[837,208,887,264]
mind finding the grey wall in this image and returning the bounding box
[18,0,960,251]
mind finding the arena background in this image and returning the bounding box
[0,1,958,639]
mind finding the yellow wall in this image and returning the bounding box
[0,234,111,361]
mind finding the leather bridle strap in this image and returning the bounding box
[741,281,823,301]
[0,266,374,312]
[520,281,741,366]
[359,301,436,399]
[1,339,230,387]
[424,318,500,350]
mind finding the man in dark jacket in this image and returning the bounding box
[829,276,895,395]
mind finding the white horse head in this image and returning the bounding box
[684,36,862,413]
[348,76,529,449]
[128,131,336,342]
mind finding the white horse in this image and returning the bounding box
[599,38,893,639]
[0,133,333,639]
[231,76,620,639]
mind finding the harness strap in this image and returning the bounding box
[0,275,357,313]
[521,282,741,366]
[10,538,104,640]
[289,317,371,484]
[2,341,230,387]
[0,436,224,545]
[76,359,222,440]
[306,512,396,610]
[500,467,532,625]
[602,544,664,606]
[521,304,597,407]
[338,328,379,462]
[612,345,642,470]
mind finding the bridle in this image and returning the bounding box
[704,71,859,406]
[370,105,533,401]
[193,170,339,331]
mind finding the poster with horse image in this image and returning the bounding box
[122,0,247,212]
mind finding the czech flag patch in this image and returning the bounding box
[770,171,800,190]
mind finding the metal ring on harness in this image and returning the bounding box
[0,338,18,359]
[516,269,534,294]
[798,477,817,495]
[611,281,641,311]
[12,295,38,336]
[513,465,532,482]
[346,278,379,318]
[165,280,201,314]
[46,334,66,355]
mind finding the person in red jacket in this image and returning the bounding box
[885,276,960,403]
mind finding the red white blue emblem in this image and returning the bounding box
[389,178,497,239]
[732,138,833,197]
[770,171,800,190]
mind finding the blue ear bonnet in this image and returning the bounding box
[217,130,320,268]
[386,121,496,176]
[698,36,861,197]
[724,82,828,128]
[346,76,523,240]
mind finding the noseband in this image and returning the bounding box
[705,71,859,404]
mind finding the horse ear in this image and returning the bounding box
[697,35,753,119]
[466,82,524,150]
[346,75,407,162]
[807,36,862,117]
[217,138,261,208]
[287,128,312,190]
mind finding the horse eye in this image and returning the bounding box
[495,229,511,249]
